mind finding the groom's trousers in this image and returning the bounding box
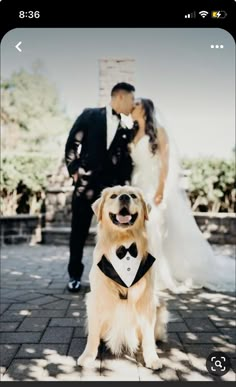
[68,191,95,280]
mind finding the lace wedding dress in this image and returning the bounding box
[130,135,235,293]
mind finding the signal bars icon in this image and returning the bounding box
[185,11,196,19]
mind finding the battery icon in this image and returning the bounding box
[211,11,227,19]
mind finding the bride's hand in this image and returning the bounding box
[154,189,164,205]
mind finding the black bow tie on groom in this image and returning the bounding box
[116,242,138,260]
[112,109,121,120]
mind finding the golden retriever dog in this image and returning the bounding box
[77,185,168,370]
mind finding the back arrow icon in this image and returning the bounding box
[15,41,22,52]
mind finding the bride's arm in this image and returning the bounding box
[154,127,169,205]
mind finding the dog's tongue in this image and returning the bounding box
[116,214,132,224]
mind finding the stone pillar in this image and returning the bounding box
[98,58,135,106]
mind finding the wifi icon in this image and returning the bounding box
[199,10,209,18]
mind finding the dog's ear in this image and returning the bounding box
[92,188,110,221]
[141,197,151,220]
[147,203,152,214]
[92,197,103,221]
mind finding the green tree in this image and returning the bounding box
[1,64,72,215]
[1,64,71,153]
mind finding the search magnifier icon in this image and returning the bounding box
[206,352,231,376]
[215,360,222,368]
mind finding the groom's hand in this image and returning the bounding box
[72,168,92,184]
[72,172,79,183]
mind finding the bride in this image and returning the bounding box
[129,98,235,293]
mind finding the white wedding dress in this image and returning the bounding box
[130,134,235,293]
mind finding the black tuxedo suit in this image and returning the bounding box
[65,107,134,279]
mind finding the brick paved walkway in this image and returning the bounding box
[0,244,235,381]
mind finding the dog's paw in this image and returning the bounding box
[145,356,163,370]
[77,353,95,368]
[155,328,168,343]
[158,332,168,343]
[162,333,168,343]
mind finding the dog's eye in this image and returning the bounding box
[110,194,117,199]
[130,194,137,199]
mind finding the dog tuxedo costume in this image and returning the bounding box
[97,242,156,288]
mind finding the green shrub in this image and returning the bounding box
[0,154,59,215]
[1,156,235,215]
[182,158,235,212]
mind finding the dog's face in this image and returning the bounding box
[92,186,151,230]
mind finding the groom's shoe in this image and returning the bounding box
[67,277,81,292]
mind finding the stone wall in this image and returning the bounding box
[0,215,41,245]
[43,162,74,227]
[44,186,73,227]
[194,212,235,245]
[98,58,135,106]
[42,187,236,245]
[43,186,97,229]
[1,209,235,246]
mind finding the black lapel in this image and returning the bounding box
[131,253,156,286]
[97,255,128,288]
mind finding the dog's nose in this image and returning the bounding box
[119,194,130,203]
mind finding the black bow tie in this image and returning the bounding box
[112,109,121,120]
[116,242,138,260]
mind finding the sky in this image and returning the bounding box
[1,28,235,158]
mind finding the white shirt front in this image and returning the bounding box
[106,104,120,149]
[109,243,142,288]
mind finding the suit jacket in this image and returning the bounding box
[65,107,134,200]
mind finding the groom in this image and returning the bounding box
[65,82,135,291]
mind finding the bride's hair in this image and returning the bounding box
[134,98,158,155]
